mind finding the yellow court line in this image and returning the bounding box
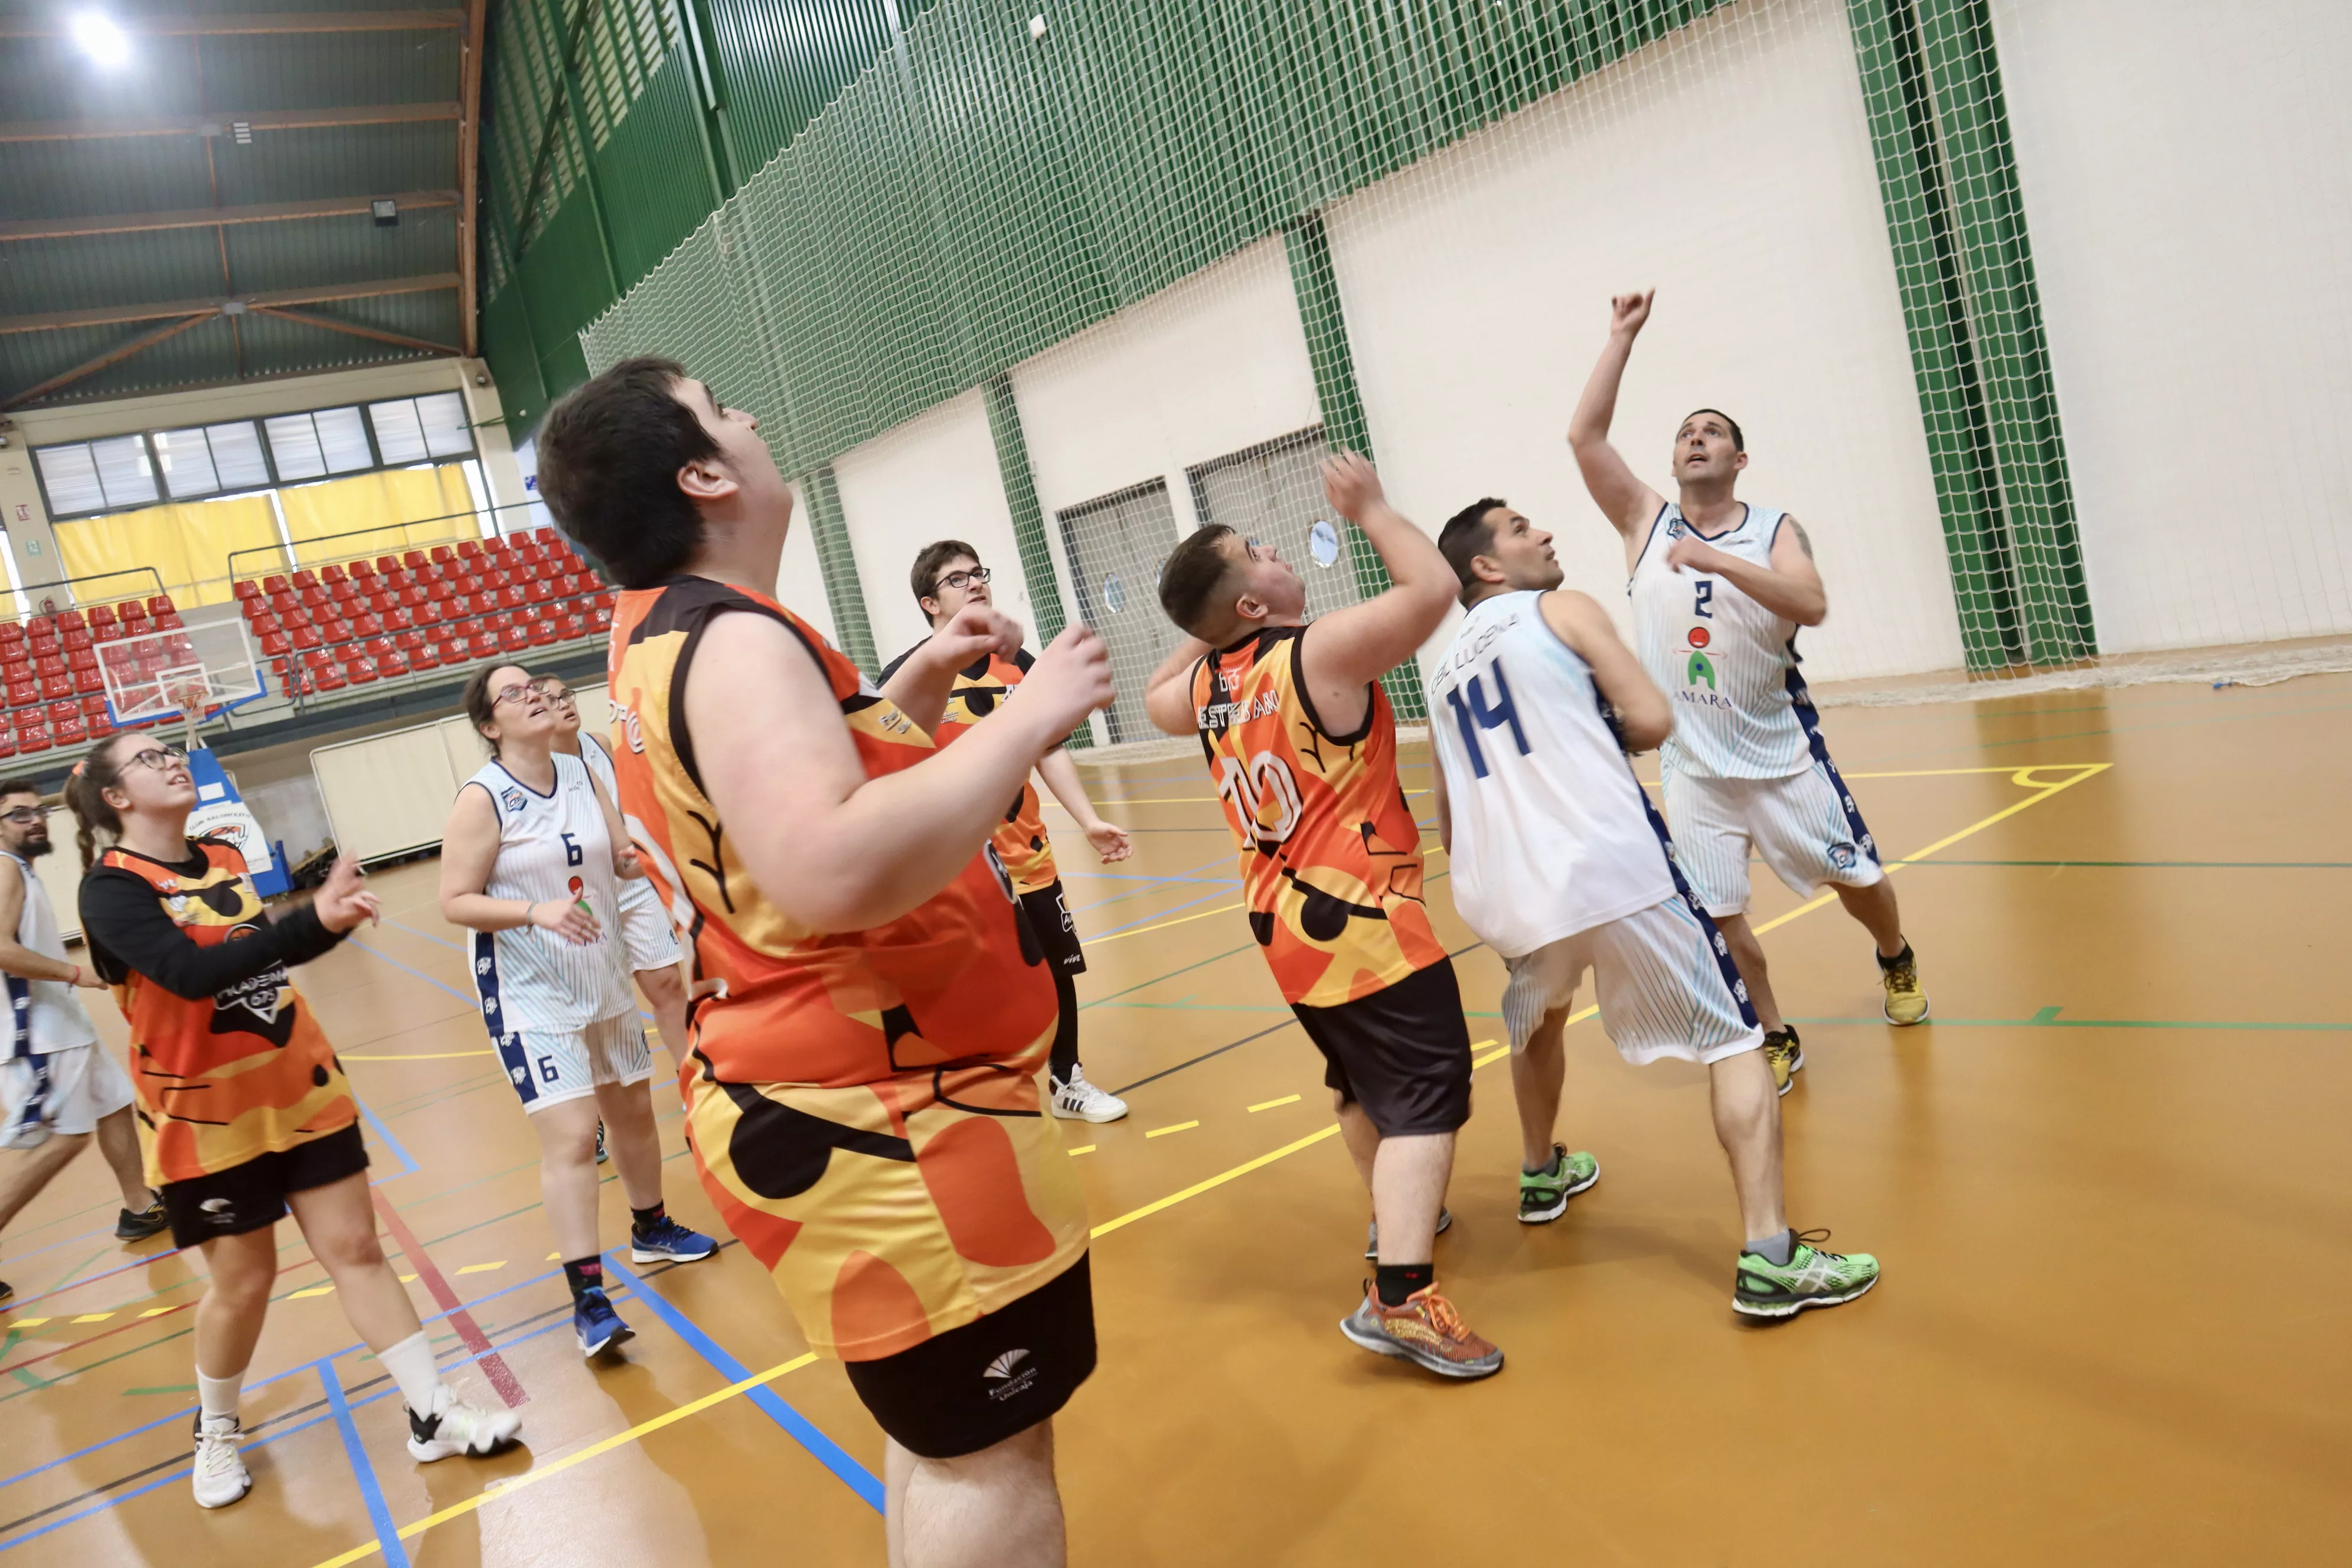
[341,1051,496,1061]
[1144,1121,1200,1138]
[1247,1094,1301,1112]
[306,765,2112,1567]
[1066,1145,1096,1156]
[11,1318,48,1328]
[455,1262,505,1275]
[309,1354,821,1568]
[1089,900,1244,945]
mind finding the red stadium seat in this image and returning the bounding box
[260,631,290,657]
[73,666,103,695]
[496,620,528,654]
[404,550,427,570]
[16,723,50,754]
[430,545,455,565]
[148,595,174,615]
[319,564,345,585]
[376,556,400,574]
[292,625,323,651]
[466,627,498,659]
[91,603,119,625]
[299,585,329,609]
[288,571,317,590]
[344,654,378,684]
[399,584,428,610]
[376,648,411,678]
[0,623,21,646]
[443,592,475,618]
[61,627,92,652]
[495,584,525,611]
[348,560,375,582]
[525,616,557,648]
[558,612,587,641]
[66,646,96,671]
[268,591,299,618]
[0,728,17,760]
[381,604,413,631]
[153,612,183,631]
[590,603,612,631]
[262,575,289,594]
[350,612,383,638]
[57,610,85,632]
[456,539,484,559]
[330,579,362,603]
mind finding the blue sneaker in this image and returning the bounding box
[573,1288,634,1358]
[630,1216,717,1264]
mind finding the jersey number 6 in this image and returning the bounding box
[1445,658,1531,780]
[559,832,584,867]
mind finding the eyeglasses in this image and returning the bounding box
[124,745,188,774]
[532,682,576,707]
[933,566,992,593]
[0,807,43,827]
[491,683,537,707]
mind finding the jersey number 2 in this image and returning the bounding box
[1694,580,1714,618]
[1446,658,1530,779]
[559,832,584,867]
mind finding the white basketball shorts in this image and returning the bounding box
[1,1043,135,1147]
[1662,758,1884,918]
[616,876,682,973]
[1500,895,1763,1067]
[495,1012,654,1113]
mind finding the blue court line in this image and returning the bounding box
[0,1315,580,1553]
[343,936,478,1008]
[321,1360,412,1568]
[355,1092,420,1181]
[1085,880,1249,939]
[602,1253,883,1511]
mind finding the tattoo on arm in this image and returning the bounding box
[1789,518,1815,561]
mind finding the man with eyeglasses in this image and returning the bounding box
[0,779,166,1304]
[878,541,1133,1124]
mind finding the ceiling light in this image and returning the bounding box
[68,12,130,67]
[371,198,398,227]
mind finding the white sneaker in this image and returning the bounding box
[406,1384,523,1462]
[1050,1067,1128,1123]
[191,1413,251,1509]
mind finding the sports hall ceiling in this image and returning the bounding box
[0,0,484,411]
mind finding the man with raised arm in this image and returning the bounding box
[1143,453,1500,1381]
[1427,498,1880,1318]
[537,358,1115,1568]
[878,540,1132,1125]
[1568,289,1929,1096]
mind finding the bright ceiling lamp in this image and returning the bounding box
[68,12,131,67]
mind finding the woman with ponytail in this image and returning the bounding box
[70,733,521,1511]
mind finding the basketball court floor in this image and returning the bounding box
[2,674,2347,1565]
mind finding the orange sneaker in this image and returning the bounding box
[1338,1283,1504,1379]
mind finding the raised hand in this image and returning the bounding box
[1321,450,1387,522]
[312,858,381,933]
[927,602,1025,672]
[613,845,645,880]
[1020,625,1117,739]
[1664,535,1724,576]
[1610,289,1655,338]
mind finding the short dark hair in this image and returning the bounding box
[1683,407,1745,451]
[1157,524,1240,641]
[911,539,979,610]
[537,356,720,589]
[0,778,41,803]
[1438,498,1509,594]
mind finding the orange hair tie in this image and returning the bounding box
[69,760,85,778]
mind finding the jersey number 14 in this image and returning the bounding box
[1446,658,1530,779]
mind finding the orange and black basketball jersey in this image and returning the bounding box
[1191,625,1447,1008]
[80,838,354,1188]
[606,576,1087,1360]
[936,649,1058,894]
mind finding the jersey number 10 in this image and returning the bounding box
[1446,658,1530,779]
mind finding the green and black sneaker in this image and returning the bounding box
[1518,1145,1599,1224]
[1734,1230,1880,1318]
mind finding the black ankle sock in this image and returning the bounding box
[630,1202,665,1235]
[1375,1263,1433,1307]
[563,1256,605,1302]
[1877,941,1913,971]
[1523,1147,1563,1178]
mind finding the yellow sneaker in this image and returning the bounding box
[1763,1028,1803,1095]
[1879,945,1929,1025]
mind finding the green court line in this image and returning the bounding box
[1789,1007,2349,1033]
[122,1384,196,1396]
[44,1245,116,1296]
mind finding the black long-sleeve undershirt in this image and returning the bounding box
[79,845,345,1001]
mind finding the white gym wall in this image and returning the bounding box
[1993,0,2352,654]
[832,390,1032,662]
[1327,0,1967,687]
[1010,236,1324,563]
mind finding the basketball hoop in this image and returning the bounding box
[99,618,266,748]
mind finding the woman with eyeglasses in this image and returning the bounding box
[67,731,520,1513]
[438,665,715,1366]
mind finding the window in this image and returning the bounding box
[369,393,475,466]
[32,390,476,522]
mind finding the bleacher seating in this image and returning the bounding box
[229,528,610,712]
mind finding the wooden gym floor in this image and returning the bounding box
[1,673,2348,1566]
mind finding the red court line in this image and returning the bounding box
[369,1190,527,1409]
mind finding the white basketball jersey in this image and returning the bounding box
[4,851,96,1056]
[465,753,633,1033]
[1428,592,1677,959]
[1629,502,1809,780]
[573,734,666,919]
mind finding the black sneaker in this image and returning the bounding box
[0,1279,12,1305]
[594,1123,608,1165]
[116,1200,169,1242]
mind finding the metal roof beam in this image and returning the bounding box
[458,0,488,356]
[0,190,460,242]
[0,275,462,335]
[0,11,464,38]
[0,316,213,411]
[0,103,461,143]
[250,305,458,358]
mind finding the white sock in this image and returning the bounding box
[376,1329,445,1419]
[195,1367,244,1423]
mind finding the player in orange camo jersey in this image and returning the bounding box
[1142,452,1501,1381]
[878,539,1133,1124]
[67,734,518,1513]
[535,356,1116,1568]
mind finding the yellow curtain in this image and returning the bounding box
[49,494,280,610]
[277,466,481,566]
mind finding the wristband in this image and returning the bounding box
[67,964,80,986]
[522,900,539,927]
